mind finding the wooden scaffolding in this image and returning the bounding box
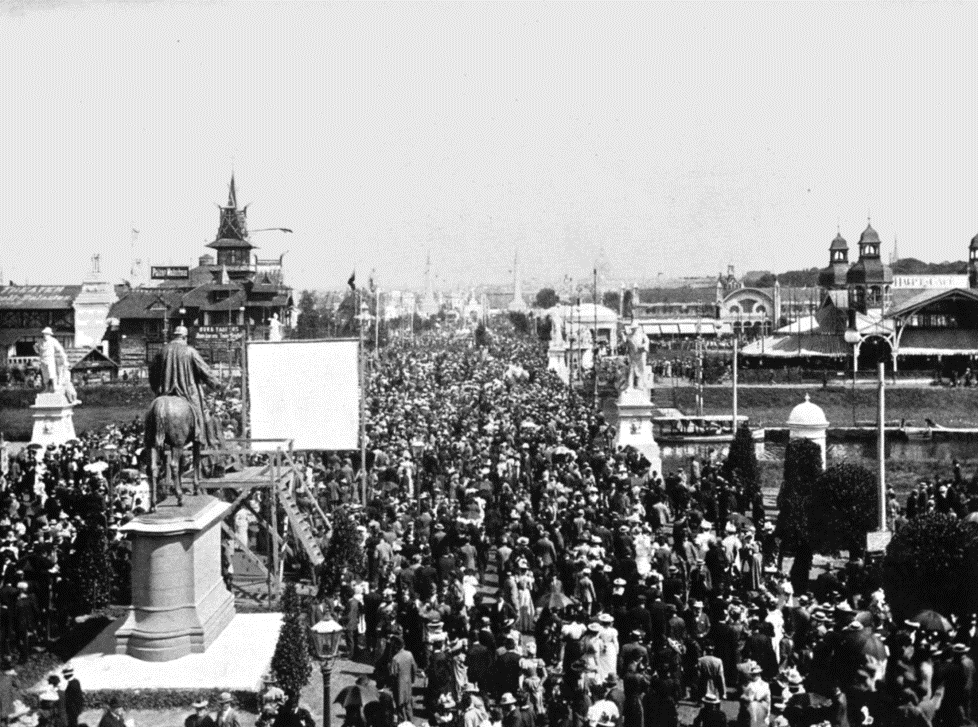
[199,438,329,608]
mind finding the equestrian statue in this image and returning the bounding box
[146,325,221,509]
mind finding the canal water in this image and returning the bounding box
[660,438,978,467]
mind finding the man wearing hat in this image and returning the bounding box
[62,664,84,727]
[214,692,240,727]
[148,323,221,449]
[692,693,727,727]
[185,698,215,727]
[97,696,126,727]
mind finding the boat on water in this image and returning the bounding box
[652,408,766,444]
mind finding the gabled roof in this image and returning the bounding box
[886,287,978,319]
[68,347,118,370]
[0,285,81,310]
[108,288,187,319]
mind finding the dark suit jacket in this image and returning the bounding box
[494,650,523,698]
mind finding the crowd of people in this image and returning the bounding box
[282,324,975,727]
[3,321,978,727]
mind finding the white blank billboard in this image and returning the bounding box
[247,339,359,451]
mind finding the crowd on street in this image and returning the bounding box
[3,323,978,727]
[294,325,978,727]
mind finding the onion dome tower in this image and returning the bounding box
[818,230,851,290]
[846,220,893,315]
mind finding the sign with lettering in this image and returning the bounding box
[150,266,190,280]
[892,275,969,289]
[194,325,244,341]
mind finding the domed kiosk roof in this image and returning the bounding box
[786,394,828,428]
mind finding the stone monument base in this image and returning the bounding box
[116,495,235,662]
[30,391,78,447]
[614,387,663,475]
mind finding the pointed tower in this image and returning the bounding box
[419,251,439,317]
[847,219,893,315]
[507,249,528,312]
[818,230,851,290]
[208,175,256,270]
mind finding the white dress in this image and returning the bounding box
[634,533,653,576]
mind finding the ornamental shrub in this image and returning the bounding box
[270,582,312,701]
[882,513,978,621]
[722,424,760,502]
[320,506,366,596]
[808,462,879,556]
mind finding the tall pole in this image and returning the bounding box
[321,655,334,727]
[240,309,249,438]
[374,287,381,351]
[593,268,599,409]
[878,360,887,531]
[358,293,367,506]
[732,336,738,431]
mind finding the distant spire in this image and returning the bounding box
[228,174,237,209]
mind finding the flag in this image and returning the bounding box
[348,271,356,291]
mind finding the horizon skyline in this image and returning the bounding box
[4,3,978,291]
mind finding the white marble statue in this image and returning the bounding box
[623,323,649,391]
[34,327,78,404]
[268,313,283,342]
[549,313,565,348]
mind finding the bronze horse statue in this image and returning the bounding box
[144,395,203,509]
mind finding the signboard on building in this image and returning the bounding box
[892,275,969,289]
[150,266,190,280]
[194,325,244,341]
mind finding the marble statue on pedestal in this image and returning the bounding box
[623,322,649,393]
[35,327,79,404]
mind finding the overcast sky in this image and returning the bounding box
[2,2,977,293]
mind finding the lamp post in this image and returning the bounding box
[844,327,861,425]
[312,618,343,727]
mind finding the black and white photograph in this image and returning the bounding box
[2,2,978,725]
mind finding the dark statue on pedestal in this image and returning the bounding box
[145,325,221,509]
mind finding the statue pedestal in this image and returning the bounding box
[116,495,235,662]
[30,391,78,447]
[547,345,569,385]
[614,387,662,476]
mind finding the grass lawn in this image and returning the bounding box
[662,384,978,428]
[0,385,152,441]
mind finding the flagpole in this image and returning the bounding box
[358,289,367,506]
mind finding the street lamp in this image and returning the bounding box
[844,327,861,425]
[312,618,343,727]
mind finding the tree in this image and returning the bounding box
[775,438,823,592]
[508,312,531,337]
[537,316,553,342]
[722,425,761,503]
[808,463,878,556]
[602,291,620,313]
[320,506,366,596]
[535,288,558,309]
[883,514,978,621]
[293,290,321,339]
[474,321,490,348]
[270,582,312,700]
